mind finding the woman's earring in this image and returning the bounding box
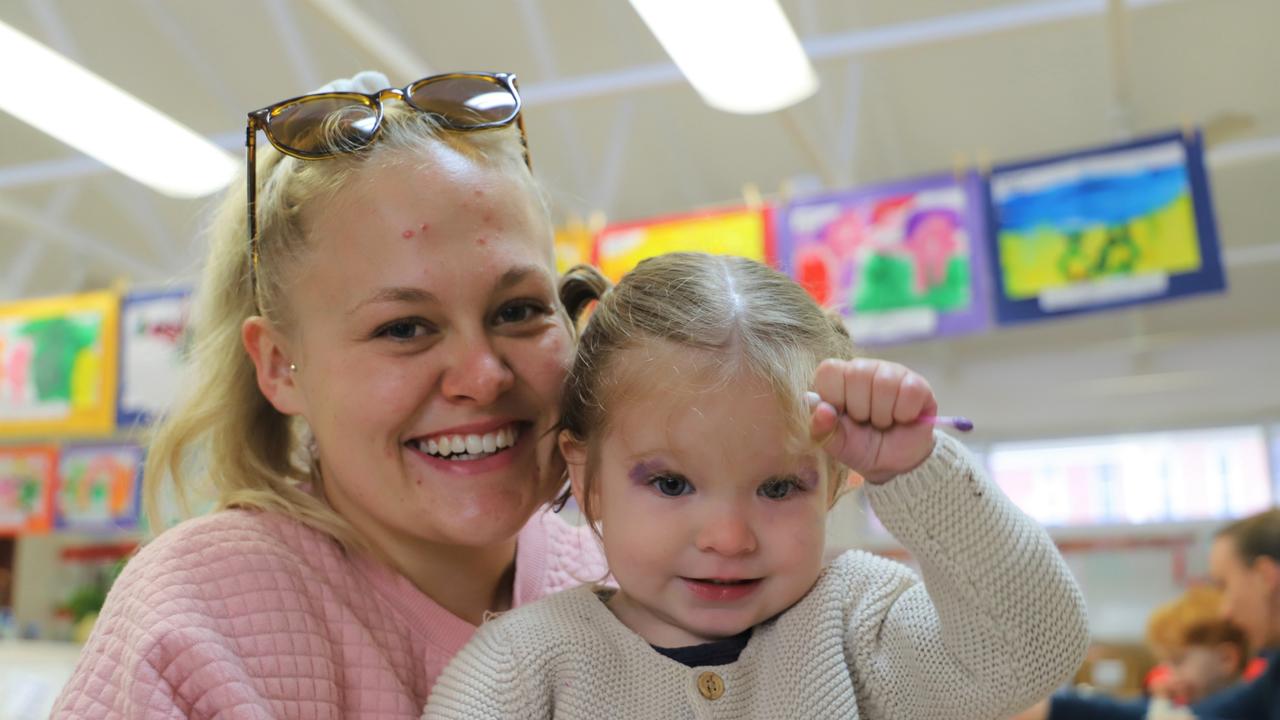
[289,363,298,374]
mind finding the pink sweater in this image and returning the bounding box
[51,507,606,719]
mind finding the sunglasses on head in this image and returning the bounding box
[245,71,529,294]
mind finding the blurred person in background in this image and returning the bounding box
[1014,508,1280,720]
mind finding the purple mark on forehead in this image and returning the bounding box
[628,459,666,484]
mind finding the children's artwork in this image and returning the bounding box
[56,443,144,532]
[118,289,191,425]
[594,206,773,283]
[0,290,119,437]
[775,173,991,345]
[0,445,57,535]
[987,130,1224,323]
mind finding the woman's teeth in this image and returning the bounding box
[412,426,519,460]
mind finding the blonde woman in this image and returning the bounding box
[424,253,1090,719]
[52,71,604,718]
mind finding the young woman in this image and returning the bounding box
[52,71,604,718]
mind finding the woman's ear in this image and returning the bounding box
[1252,555,1280,593]
[558,430,589,510]
[242,316,305,416]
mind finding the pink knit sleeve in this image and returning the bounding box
[50,514,336,719]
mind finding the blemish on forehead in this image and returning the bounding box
[420,223,430,233]
[401,229,415,239]
[473,189,484,197]
[476,236,488,246]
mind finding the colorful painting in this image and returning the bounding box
[118,289,191,425]
[0,445,57,535]
[594,206,774,283]
[0,290,119,437]
[775,173,991,345]
[987,130,1224,323]
[56,443,144,532]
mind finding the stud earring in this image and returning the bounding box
[289,363,298,373]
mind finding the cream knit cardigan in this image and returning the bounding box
[424,433,1089,719]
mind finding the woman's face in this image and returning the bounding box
[278,144,571,553]
[1209,536,1280,651]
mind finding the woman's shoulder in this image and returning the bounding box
[118,509,343,606]
[518,508,609,597]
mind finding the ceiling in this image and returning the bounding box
[1,0,1277,441]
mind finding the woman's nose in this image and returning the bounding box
[440,335,515,405]
[694,510,758,557]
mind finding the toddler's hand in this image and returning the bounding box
[808,358,937,485]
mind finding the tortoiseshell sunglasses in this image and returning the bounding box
[244,71,529,286]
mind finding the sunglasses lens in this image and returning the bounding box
[266,95,380,155]
[407,76,518,126]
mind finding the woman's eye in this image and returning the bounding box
[377,320,430,340]
[650,474,692,497]
[495,301,549,325]
[759,479,800,500]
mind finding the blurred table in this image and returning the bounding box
[0,641,82,720]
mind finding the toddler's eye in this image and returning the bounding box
[650,473,692,497]
[759,478,800,500]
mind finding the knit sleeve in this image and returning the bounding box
[421,621,526,720]
[846,432,1089,719]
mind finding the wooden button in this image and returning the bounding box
[697,671,725,700]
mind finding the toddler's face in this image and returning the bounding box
[570,347,831,648]
[1166,644,1241,703]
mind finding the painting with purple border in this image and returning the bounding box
[775,172,992,345]
[985,130,1224,324]
[118,289,191,426]
[55,443,143,532]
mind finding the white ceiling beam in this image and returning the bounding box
[264,0,322,91]
[134,0,242,118]
[0,184,79,300]
[833,60,864,188]
[590,98,637,216]
[0,196,170,280]
[24,0,189,270]
[302,0,432,82]
[517,0,593,198]
[519,0,1186,107]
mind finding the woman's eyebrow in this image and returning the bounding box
[496,265,550,292]
[349,286,437,314]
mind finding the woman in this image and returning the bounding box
[1016,508,1280,720]
[52,71,605,718]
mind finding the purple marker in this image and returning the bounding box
[918,415,974,433]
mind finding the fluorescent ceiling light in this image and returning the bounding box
[0,19,236,198]
[629,0,818,114]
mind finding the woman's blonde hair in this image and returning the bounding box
[144,102,544,551]
[555,252,856,526]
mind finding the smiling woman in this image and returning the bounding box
[49,71,606,719]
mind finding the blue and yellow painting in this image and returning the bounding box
[989,132,1223,322]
